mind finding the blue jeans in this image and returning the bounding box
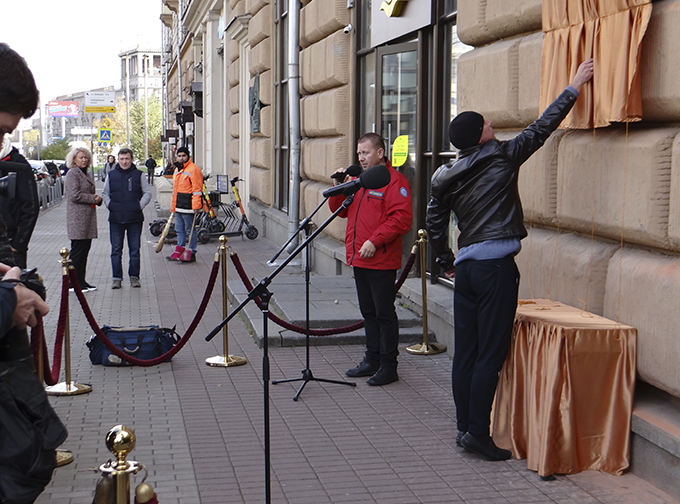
[176,212,198,252]
[110,221,143,280]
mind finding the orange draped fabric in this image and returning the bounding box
[540,0,652,129]
[491,299,637,476]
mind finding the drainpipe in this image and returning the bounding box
[163,38,170,166]
[285,0,301,254]
[177,1,184,146]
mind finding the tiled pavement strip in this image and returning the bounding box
[26,183,677,504]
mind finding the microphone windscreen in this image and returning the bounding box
[330,164,362,181]
[346,164,362,178]
[359,164,391,190]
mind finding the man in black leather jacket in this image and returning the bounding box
[425,59,594,461]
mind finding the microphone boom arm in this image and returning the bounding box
[206,194,355,341]
[268,196,329,264]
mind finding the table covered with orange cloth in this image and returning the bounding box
[491,299,637,477]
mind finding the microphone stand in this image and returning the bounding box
[271,220,356,401]
[205,194,357,504]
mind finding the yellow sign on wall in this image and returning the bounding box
[391,135,409,167]
[380,0,408,17]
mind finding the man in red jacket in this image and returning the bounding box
[329,133,412,386]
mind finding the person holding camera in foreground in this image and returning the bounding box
[426,59,594,461]
[0,42,68,504]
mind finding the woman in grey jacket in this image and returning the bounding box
[64,147,102,292]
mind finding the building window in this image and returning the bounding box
[443,0,457,16]
[274,0,289,211]
[359,0,372,50]
[441,24,472,153]
[359,52,375,135]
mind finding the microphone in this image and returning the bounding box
[330,164,362,181]
[322,164,391,198]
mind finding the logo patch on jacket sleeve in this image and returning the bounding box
[400,187,408,197]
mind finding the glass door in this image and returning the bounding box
[377,43,418,170]
[376,42,419,262]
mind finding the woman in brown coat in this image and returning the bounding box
[64,147,102,292]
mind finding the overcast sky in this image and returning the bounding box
[2,0,162,115]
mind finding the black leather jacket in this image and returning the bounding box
[426,88,578,271]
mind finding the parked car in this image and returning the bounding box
[28,160,54,186]
[43,161,62,182]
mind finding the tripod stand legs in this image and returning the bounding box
[272,369,356,401]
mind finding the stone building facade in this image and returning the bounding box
[160,0,680,495]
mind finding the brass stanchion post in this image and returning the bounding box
[206,236,247,367]
[406,229,447,355]
[93,425,156,504]
[45,248,93,396]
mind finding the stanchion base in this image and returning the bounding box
[205,355,248,367]
[56,449,74,467]
[406,342,447,355]
[45,382,93,396]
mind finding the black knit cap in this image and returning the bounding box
[448,111,484,149]
[177,146,190,156]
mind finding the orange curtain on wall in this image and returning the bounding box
[540,0,652,129]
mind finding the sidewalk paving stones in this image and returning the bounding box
[27,185,678,503]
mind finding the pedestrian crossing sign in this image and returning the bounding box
[99,129,112,143]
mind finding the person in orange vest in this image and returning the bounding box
[168,147,203,262]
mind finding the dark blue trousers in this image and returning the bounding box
[452,254,519,438]
[353,267,399,370]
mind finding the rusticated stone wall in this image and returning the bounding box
[224,0,273,206]
[299,0,353,228]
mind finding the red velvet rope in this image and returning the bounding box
[29,269,70,385]
[229,250,417,336]
[68,259,220,366]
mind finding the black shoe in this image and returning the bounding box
[366,367,399,386]
[346,360,380,378]
[460,433,511,461]
[456,431,466,447]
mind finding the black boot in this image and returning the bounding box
[346,360,380,377]
[460,433,511,461]
[366,366,399,386]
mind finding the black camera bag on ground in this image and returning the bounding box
[86,325,180,366]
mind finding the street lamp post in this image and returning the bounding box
[144,54,149,160]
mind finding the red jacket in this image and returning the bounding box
[329,164,413,270]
